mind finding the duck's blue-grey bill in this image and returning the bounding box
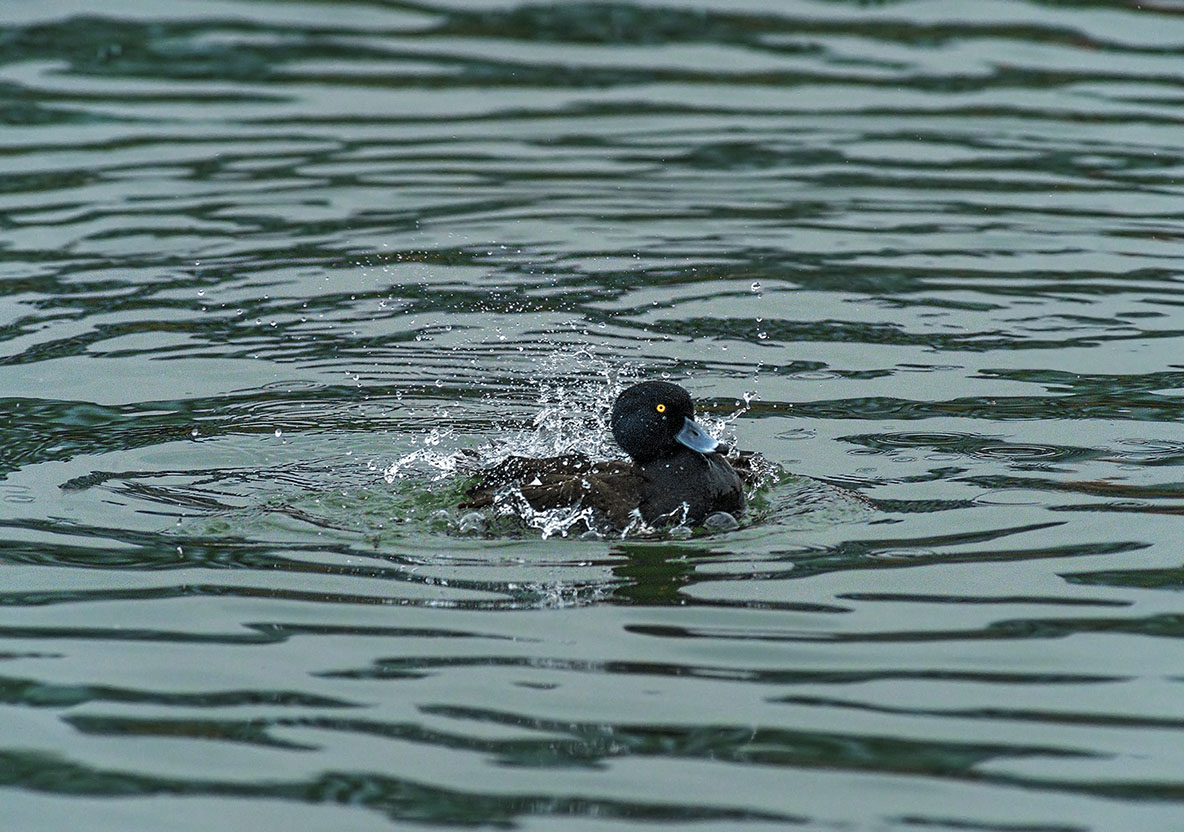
[676,417,720,454]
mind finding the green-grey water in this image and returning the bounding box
[3,1,1184,829]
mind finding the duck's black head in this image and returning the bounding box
[611,380,724,464]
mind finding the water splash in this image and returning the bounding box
[491,347,634,463]
[382,426,467,483]
[485,488,602,540]
[381,347,634,486]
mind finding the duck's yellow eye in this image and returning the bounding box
[655,403,666,413]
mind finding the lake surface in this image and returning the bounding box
[3,1,1184,829]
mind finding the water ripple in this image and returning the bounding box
[4,1,1184,828]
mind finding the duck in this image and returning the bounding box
[461,380,755,530]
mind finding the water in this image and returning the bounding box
[3,0,1184,828]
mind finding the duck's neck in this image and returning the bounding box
[636,445,709,467]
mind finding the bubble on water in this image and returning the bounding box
[703,511,740,532]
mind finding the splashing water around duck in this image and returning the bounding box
[381,347,765,539]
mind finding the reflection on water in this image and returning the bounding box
[4,0,1184,829]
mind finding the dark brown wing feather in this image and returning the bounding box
[460,453,590,488]
[461,454,647,529]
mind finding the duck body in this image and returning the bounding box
[635,445,744,524]
[462,380,750,530]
